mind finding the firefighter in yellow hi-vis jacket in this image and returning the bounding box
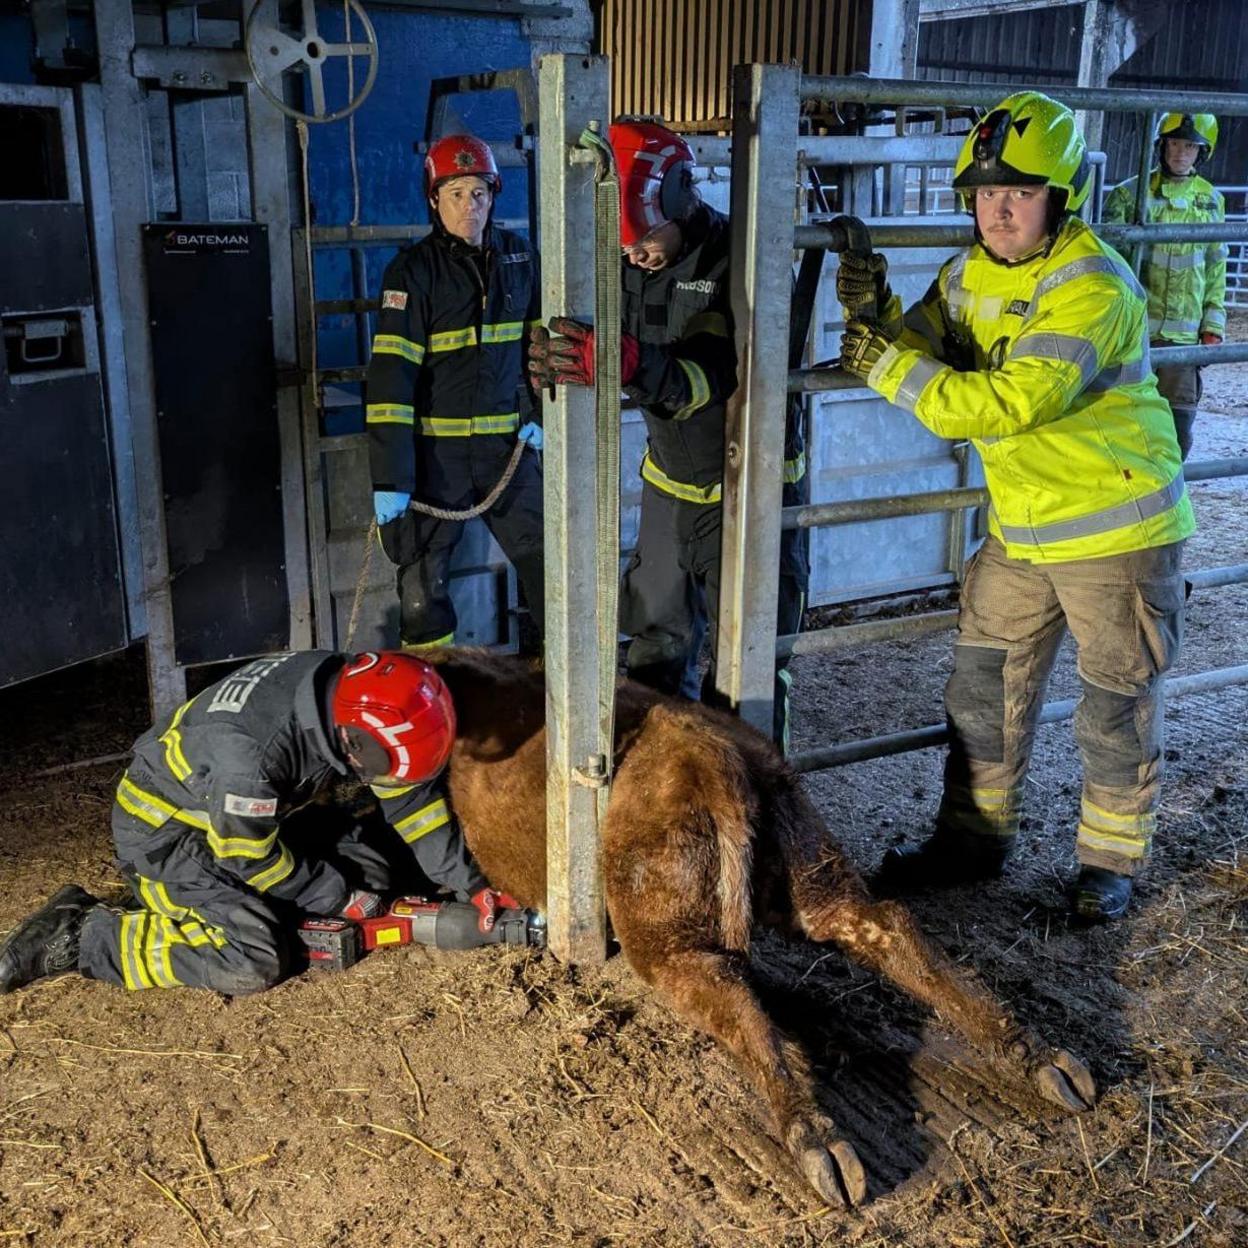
[836,92,1196,921]
[1103,113,1226,459]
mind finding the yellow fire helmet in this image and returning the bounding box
[1156,113,1218,163]
[952,90,1092,214]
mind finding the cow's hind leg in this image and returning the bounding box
[798,890,1096,1113]
[629,939,867,1208]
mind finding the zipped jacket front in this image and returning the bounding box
[869,217,1196,563]
[366,223,540,494]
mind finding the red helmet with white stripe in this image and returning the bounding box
[331,652,456,785]
[423,134,502,199]
[608,120,696,246]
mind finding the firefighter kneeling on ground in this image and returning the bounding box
[0,651,519,995]
[836,92,1195,921]
[528,119,809,751]
[1103,112,1226,461]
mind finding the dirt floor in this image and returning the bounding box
[2,336,1247,1246]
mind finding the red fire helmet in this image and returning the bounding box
[423,134,502,200]
[608,120,697,246]
[330,652,457,785]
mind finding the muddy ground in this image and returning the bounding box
[2,337,1246,1246]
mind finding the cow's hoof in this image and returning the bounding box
[1032,1048,1097,1112]
[787,1116,867,1208]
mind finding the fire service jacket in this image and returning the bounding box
[366,222,540,494]
[113,652,485,915]
[1103,170,1227,343]
[623,203,805,503]
[867,216,1196,564]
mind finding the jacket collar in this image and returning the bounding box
[296,653,349,774]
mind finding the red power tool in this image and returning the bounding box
[298,896,546,971]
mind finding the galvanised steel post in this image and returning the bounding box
[717,62,801,735]
[537,53,609,964]
[799,74,1248,118]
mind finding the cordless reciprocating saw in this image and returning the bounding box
[298,896,546,972]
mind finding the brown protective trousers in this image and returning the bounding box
[938,535,1186,876]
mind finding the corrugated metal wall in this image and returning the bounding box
[598,0,868,129]
[917,0,1247,186]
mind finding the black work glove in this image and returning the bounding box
[836,251,891,318]
[840,319,895,382]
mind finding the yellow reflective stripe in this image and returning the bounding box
[372,783,417,800]
[207,825,276,861]
[429,326,477,352]
[116,774,178,828]
[684,311,729,338]
[783,451,806,484]
[401,634,454,651]
[372,333,425,364]
[480,321,524,344]
[393,798,450,845]
[171,808,211,832]
[122,913,155,990]
[673,359,711,420]
[246,843,295,892]
[366,403,416,426]
[526,318,543,331]
[418,412,520,436]
[640,451,721,504]
[158,698,195,782]
[143,913,178,988]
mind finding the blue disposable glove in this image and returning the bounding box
[373,490,411,526]
[517,421,543,451]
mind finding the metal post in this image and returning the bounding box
[718,63,801,734]
[93,0,186,716]
[537,53,608,964]
[245,82,314,649]
[1132,110,1157,275]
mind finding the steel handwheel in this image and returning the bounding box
[245,0,379,124]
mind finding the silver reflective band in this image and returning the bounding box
[1146,250,1202,271]
[1149,315,1200,334]
[1009,332,1099,389]
[1085,349,1153,392]
[1028,254,1145,313]
[997,472,1186,546]
[893,354,945,413]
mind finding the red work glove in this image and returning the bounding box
[468,886,523,934]
[527,317,639,388]
[1199,332,1223,346]
[339,889,385,921]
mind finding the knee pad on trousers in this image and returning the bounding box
[945,645,1007,763]
[1076,678,1150,788]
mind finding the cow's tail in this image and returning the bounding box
[705,751,757,953]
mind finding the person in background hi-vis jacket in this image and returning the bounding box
[0,652,518,995]
[837,92,1195,922]
[1103,112,1226,460]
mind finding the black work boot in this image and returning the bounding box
[874,834,1011,895]
[0,885,99,993]
[1070,866,1133,923]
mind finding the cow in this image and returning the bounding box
[428,647,1096,1208]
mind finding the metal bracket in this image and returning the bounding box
[130,46,250,92]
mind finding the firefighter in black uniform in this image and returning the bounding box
[0,652,519,995]
[368,134,545,649]
[529,121,808,748]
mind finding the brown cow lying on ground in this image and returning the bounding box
[430,647,1096,1208]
